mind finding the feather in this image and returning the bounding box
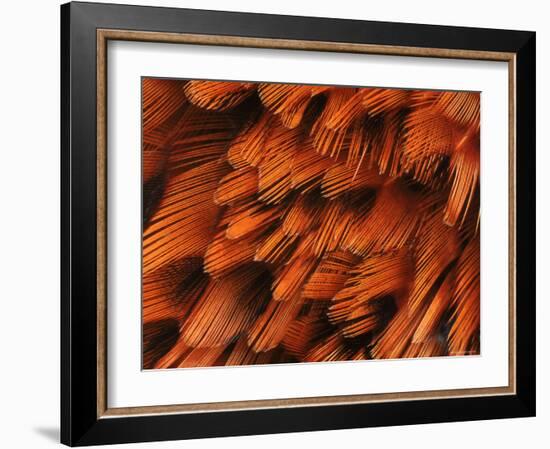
[282,310,328,358]
[247,293,304,352]
[168,107,243,172]
[255,227,299,265]
[402,108,455,184]
[343,180,428,256]
[304,332,356,362]
[290,142,335,193]
[184,81,255,111]
[321,163,384,199]
[257,125,301,204]
[180,265,271,348]
[143,319,179,369]
[313,199,354,256]
[258,83,328,128]
[433,91,480,129]
[214,167,258,205]
[225,203,281,240]
[227,112,274,168]
[444,129,480,226]
[326,87,410,130]
[448,237,480,355]
[310,88,356,158]
[225,338,281,366]
[143,78,187,135]
[143,258,205,324]
[204,230,259,278]
[303,250,360,300]
[143,160,227,273]
[143,144,168,186]
[282,194,324,236]
[412,271,455,343]
[370,302,425,359]
[408,211,460,311]
[329,249,412,325]
[272,255,319,302]
[155,342,228,369]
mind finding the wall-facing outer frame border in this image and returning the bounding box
[61,1,536,446]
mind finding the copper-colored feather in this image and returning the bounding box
[444,129,480,226]
[143,78,187,135]
[180,265,270,348]
[143,159,227,273]
[257,125,301,204]
[408,211,460,311]
[227,112,274,168]
[305,332,360,362]
[255,227,299,265]
[343,180,427,256]
[247,292,304,352]
[184,81,255,111]
[282,194,324,236]
[448,237,480,355]
[433,91,480,129]
[282,310,328,358]
[310,88,356,158]
[329,249,412,325]
[143,258,205,324]
[321,162,384,199]
[258,83,328,128]
[303,250,360,301]
[225,338,281,366]
[402,108,455,185]
[214,167,258,205]
[204,230,258,278]
[290,142,335,193]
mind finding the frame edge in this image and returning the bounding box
[61,2,537,445]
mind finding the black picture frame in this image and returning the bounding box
[61,1,536,446]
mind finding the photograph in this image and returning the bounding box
[142,79,481,369]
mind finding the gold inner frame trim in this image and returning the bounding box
[96,28,517,419]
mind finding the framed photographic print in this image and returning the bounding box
[60,1,536,446]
